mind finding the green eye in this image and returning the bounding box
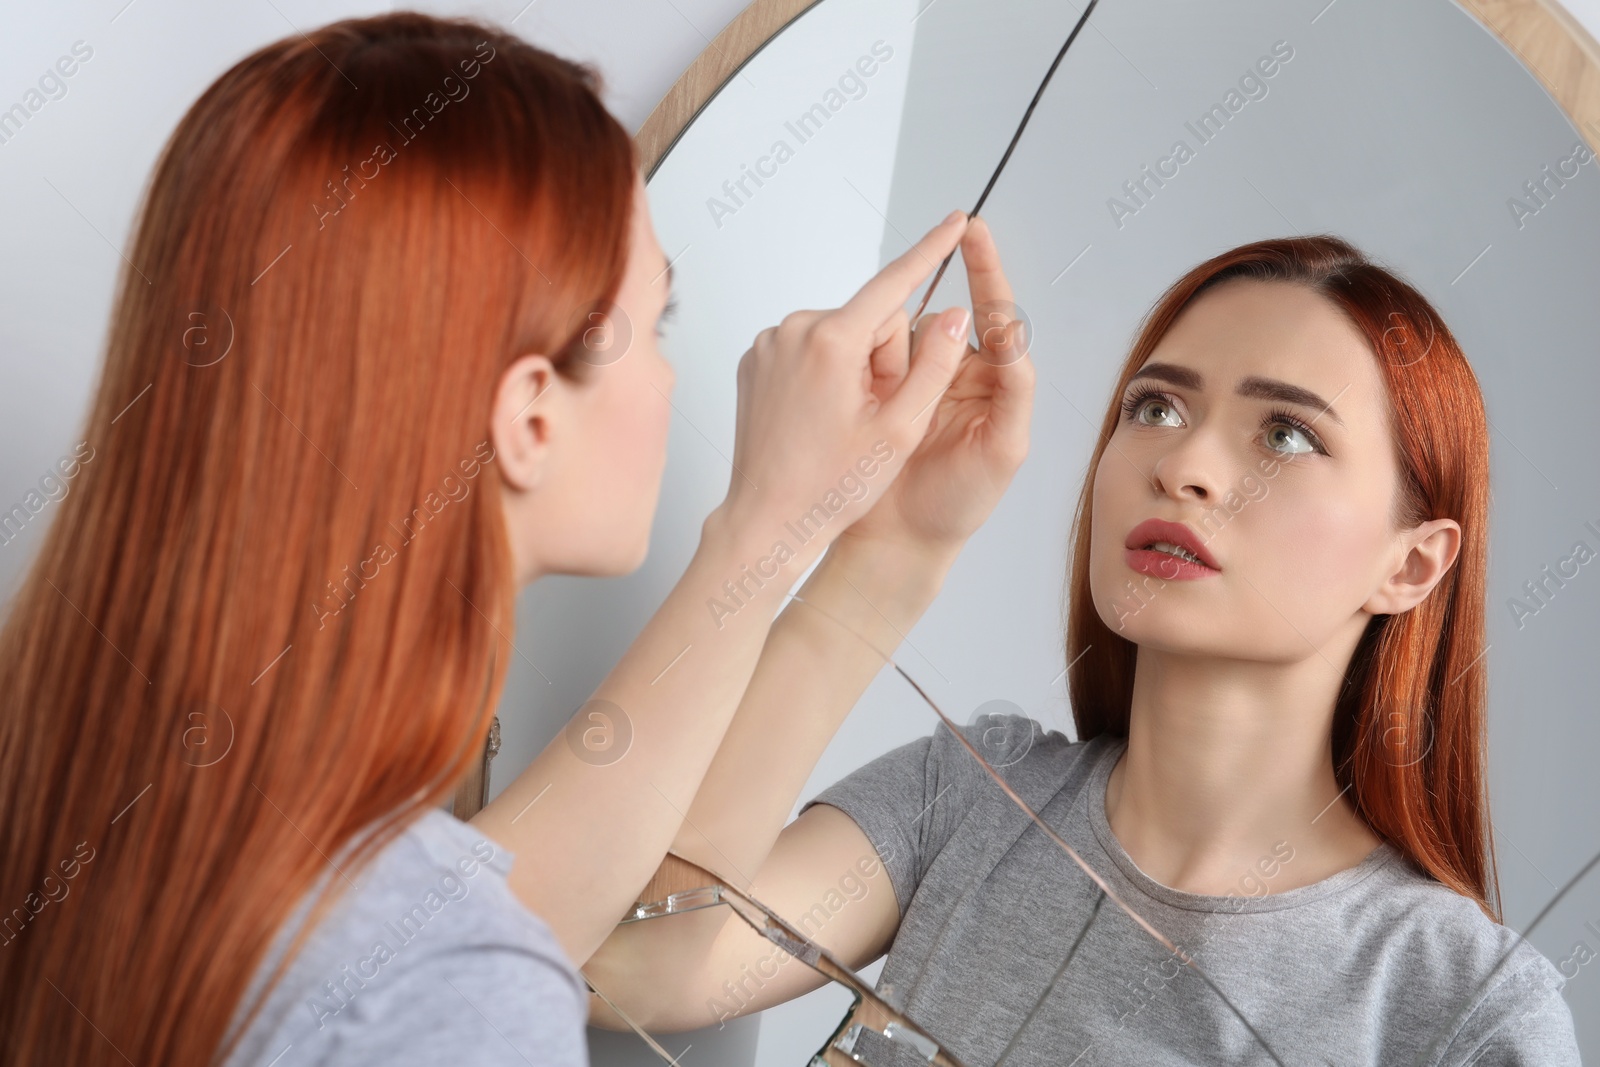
[1261,408,1325,456]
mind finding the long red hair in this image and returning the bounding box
[0,12,636,1064]
[1064,235,1501,921]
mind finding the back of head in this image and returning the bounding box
[0,12,635,1063]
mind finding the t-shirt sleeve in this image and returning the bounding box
[1439,952,1582,1066]
[799,716,1038,920]
[312,944,589,1066]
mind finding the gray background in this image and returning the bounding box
[3,2,1598,1065]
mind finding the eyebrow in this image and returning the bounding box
[1127,361,1345,428]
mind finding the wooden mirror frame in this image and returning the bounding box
[452,0,1600,819]
[632,0,1600,176]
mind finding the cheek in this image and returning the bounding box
[1089,447,1119,521]
[1247,480,1386,614]
[652,378,672,457]
[1090,447,1140,554]
[613,369,668,483]
[1087,453,1139,617]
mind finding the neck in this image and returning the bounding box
[1103,646,1384,897]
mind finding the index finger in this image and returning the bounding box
[962,216,1014,315]
[831,210,969,338]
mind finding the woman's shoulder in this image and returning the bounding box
[1361,846,1560,977]
[220,807,588,1066]
[1333,844,1578,1060]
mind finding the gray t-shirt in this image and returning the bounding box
[801,715,1581,1066]
[219,807,588,1066]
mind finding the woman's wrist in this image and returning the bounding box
[695,504,962,627]
[813,529,961,618]
[771,530,956,669]
[694,501,828,611]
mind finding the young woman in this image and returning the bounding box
[579,238,1584,1064]
[0,12,1031,1066]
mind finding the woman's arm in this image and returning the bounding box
[666,529,959,887]
[468,505,804,968]
[577,531,957,1030]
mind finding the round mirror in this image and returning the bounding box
[554,0,1600,1062]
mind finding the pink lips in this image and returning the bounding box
[1123,517,1221,579]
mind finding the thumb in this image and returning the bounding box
[985,318,1036,435]
[883,305,969,432]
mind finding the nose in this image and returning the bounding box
[1149,428,1220,503]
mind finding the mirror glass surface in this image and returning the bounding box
[514,0,1600,1062]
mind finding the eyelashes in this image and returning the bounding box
[657,295,679,338]
[652,294,678,335]
[1119,382,1329,457]
[1118,381,1166,423]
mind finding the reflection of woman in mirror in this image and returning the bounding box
[0,13,1000,1065]
[585,237,1582,1060]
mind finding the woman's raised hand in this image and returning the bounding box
[718,210,976,560]
[838,215,1035,555]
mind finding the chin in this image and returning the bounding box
[602,537,650,577]
[1092,580,1169,642]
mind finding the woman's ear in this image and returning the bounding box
[490,352,559,493]
[1366,518,1462,616]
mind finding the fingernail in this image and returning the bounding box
[942,307,970,340]
[944,209,965,226]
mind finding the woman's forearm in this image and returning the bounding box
[662,532,957,887]
[470,503,827,968]
[575,533,957,1023]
